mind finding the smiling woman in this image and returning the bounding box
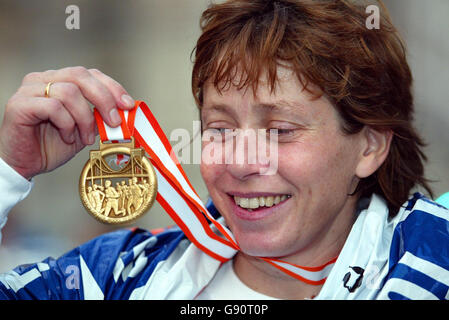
[0,0,448,301]
[199,64,388,299]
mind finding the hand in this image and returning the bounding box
[0,67,135,180]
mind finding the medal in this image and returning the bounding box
[79,110,157,225]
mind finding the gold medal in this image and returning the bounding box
[79,138,157,225]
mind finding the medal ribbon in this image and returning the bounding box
[93,101,337,285]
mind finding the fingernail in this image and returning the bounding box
[109,108,121,126]
[121,94,135,108]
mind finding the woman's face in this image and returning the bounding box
[200,69,364,258]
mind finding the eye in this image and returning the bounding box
[203,127,235,135]
[271,128,295,135]
[266,122,304,142]
[202,127,237,143]
[267,128,297,136]
[202,128,222,136]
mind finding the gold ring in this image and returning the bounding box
[44,82,54,98]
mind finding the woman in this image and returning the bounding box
[0,0,448,300]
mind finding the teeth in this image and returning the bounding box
[239,197,248,208]
[249,198,259,209]
[233,195,290,209]
[274,195,280,205]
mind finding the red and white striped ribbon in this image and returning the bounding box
[94,101,336,285]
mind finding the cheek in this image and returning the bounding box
[200,162,225,191]
[276,139,357,193]
[276,143,323,182]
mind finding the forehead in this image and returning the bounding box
[204,62,322,99]
[202,66,332,120]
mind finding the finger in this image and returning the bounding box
[49,82,96,145]
[16,82,96,145]
[21,71,46,85]
[40,67,122,128]
[88,68,135,109]
[21,68,134,110]
[14,96,77,144]
[72,126,88,155]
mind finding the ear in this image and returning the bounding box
[355,127,393,179]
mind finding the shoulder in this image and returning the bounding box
[390,192,449,265]
[390,192,449,263]
[0,226,187,300]
[78,226,185,261]
[77,226,187,292]
[384,193,449,299]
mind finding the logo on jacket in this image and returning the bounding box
[343,266,364,293]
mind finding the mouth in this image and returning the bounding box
[227,192,292,221]
[233,194,291,210]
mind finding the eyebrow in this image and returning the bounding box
[202,99,308,115]
[256,99,308,114]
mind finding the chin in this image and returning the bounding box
[230,225,297,258]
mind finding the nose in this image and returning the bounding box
[225,129,273,180]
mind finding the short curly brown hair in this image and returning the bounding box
[191,0,433,216]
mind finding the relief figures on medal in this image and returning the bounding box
[79,141,157,225]
[86,177,152,217]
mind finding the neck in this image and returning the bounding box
[233,195,358,299]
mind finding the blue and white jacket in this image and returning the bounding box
[0,159,448,299]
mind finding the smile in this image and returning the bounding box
[233,195,291,211]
